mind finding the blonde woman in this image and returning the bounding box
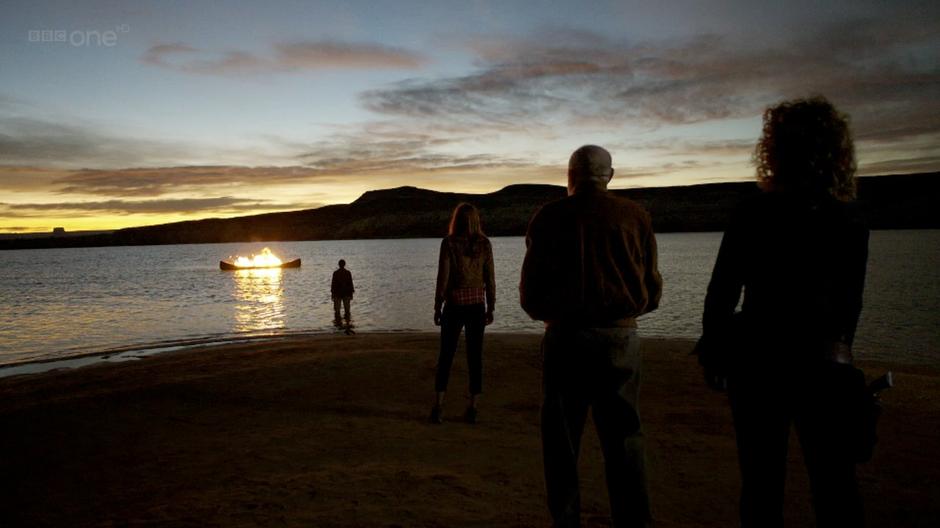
[431,203,495,424]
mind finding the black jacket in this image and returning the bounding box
[703,191,869,355]
[331,268,354,299]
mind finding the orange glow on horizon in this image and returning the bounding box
[0,209,297,234]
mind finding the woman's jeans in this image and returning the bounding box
[435,303,485,394]
[729,360,864,528]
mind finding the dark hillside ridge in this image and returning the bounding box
[2,173,937,250]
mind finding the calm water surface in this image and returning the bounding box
[1,231,937,367]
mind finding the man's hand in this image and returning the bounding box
[485,310,494,326]
[694,335,729,392]
[827,341,854,364]
[434,309,442,326]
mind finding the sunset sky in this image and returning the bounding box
[1,0,938,232]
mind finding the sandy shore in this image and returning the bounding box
[0,333,937,527]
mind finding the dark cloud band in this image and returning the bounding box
[363,19,940,143]
[142,40,427,75]
[0,197,304,217]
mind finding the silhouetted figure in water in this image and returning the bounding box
[430,203,495,425]
[331,259,354,324]
[520,145,662,528]
[698,97,869,528]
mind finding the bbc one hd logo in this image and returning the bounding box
[28,25,130,47]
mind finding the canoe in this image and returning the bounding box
[220,258,301,270]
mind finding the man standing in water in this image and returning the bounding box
[520,145,663,528]
[331,259,354,324]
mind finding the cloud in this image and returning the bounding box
[275,42,426,69]
[295,128,532,175]
[53,165,342,197]
[140,43,199,64]
[362,17,940,143]
[621,138,756,157]
[362,33,748,127]
[0,115,537,200]
[0,165,67,192]
[48,148,530,198]
[0,130,533,199]
[857,155,940,176]
[0,118,119,165]
[0,115,203,169]
[0,95,536,195]
[6,7,938,206]
[0,107,314,174]
[303,151,526,174]
[142,40,427,75]
[0,197,303,218]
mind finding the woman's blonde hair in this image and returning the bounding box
[448,202,484,238]
[754,96,857,201]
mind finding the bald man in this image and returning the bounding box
[520,145,662,528]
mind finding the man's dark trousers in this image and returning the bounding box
[541,326,651,528]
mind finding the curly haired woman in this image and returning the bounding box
[700,97,869,527]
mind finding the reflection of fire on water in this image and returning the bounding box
[232,267,285,333]
[230,247,282,268]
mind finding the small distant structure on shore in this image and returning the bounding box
[52,227,65,236]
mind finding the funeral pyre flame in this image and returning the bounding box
[229,247,283,268]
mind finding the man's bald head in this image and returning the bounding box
[568,145,614,195]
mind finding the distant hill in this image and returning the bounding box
[0,229,113,241]
[2,172,937,250]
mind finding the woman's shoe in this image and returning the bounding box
[429,405,443,424]
[464,406,478,424]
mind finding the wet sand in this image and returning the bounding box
[0,333,937,527]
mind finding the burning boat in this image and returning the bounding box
[220,247,301,270]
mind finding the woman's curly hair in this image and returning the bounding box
[754,96,857,201]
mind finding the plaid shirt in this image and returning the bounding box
[449,287,486,306]
[435,235,495,312]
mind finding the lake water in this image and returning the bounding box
[1,231,938,368]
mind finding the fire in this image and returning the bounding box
[230,247,283,268]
